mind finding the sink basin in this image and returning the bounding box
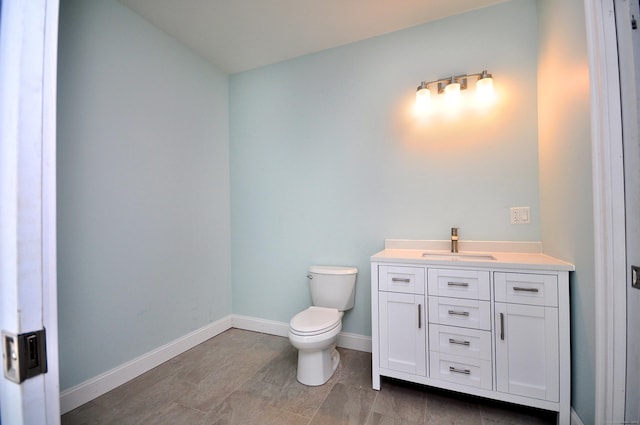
[421,251,496,261]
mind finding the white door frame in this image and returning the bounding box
[614,0,640,421]
[0,0,60,423]
[584,0,628,423]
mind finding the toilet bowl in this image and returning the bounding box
[288,307,343,386]
[288,266,357,386]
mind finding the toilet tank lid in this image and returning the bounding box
[309,265,358,275]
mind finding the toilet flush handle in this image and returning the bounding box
[307,274,313,279]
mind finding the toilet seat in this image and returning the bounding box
[289,306,342,336]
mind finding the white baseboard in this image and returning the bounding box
[60,315,232,414]
[337,331,372,352]
[231,314,289,337]
[231,314,372,352]
[571,407,585,425]
[60,314,372,415]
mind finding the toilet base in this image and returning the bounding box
[296,344,340,386]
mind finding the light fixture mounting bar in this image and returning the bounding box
[419,70,492,94]
[437,75,468,94]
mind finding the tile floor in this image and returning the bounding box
[62,329,556,425]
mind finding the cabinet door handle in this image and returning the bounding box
[448,338,470,346]
[447,281,469,287]
[448,310,470,317]
[449,366,471,375]
[513,286,539,293]
[418,304,422,329]
[392,277,411,283]
[500,312,505,340]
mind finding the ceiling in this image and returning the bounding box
[119,0,506,74]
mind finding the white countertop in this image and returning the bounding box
[371,240,575,272]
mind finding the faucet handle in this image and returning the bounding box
[450,227,459,253]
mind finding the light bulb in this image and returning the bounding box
[476,72,495,105]
[415,84,431,113]
[444,82,461,106]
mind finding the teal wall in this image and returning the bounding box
[230,0,541,335]
[57,0,231,390]
[537,0,595,423]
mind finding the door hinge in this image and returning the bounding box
[2,329,48,384]
[632,265,640,289]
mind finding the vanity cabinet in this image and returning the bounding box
[371,248,572,424]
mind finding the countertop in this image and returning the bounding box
[370,240,575,272]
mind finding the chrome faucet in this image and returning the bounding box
[451,227,459,253]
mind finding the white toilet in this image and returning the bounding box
[288,265,358,386]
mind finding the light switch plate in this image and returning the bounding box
[510,207,531,224]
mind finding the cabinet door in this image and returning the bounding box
[495,302,559,402]
[379,291,427,376]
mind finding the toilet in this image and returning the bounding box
[288,265,358,386]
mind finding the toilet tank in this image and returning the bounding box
[308,265,358,311]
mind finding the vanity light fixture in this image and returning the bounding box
[416,70,494,108]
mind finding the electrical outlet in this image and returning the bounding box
[510,207,531,224]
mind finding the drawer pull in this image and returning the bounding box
[448,338,470,346]
[449,366,471,375]
[513,286,539,293]
[391,277,411,283]
[447,281,469,287]
[500,313,505,340]
[448,310,470,317]
[418,304,422,329]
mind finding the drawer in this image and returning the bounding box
[429,352,492,390]
[428,297,491,330]
[427,268,490,300]
[428,324,491,360]
[494,272,558,306]
[379,266,425,294]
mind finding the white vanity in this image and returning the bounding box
[371,240,574,424]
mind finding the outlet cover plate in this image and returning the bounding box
[510,207,531,224]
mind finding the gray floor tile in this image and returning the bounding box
[425,390,482,425]
[136,401,209,425]
[205,389,310,425]
[337,348,373,390]
[366,411,423,425]
[479,401,556,425]
[176,358,260,412]
[309,382,377,425]
[60,401,115,425]
[371,379,428,424]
